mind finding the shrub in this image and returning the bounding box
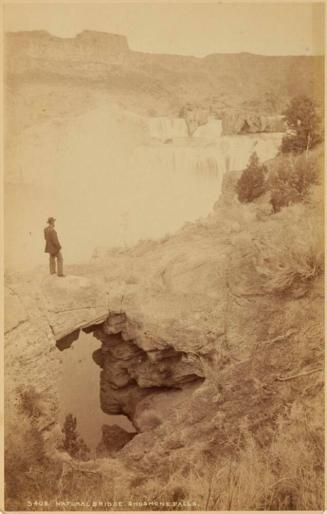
[61,413,90,461]
[5,388,62,510]
[236,152,267,203]
[268,151,321,213]
[281,95,322,154]
[253,204,324,296]
[16,385,43,419]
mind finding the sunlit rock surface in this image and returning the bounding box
[41,275,108,338]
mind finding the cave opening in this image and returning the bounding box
[56,328,136,456]
[55,311,206,458]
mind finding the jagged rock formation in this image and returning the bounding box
[96,424,136,457]
[221,110,286,135]
[91,314,204,421]
[179,106,286,136]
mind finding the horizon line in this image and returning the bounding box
[5,29,325,58]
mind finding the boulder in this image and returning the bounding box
[96,424,136,457]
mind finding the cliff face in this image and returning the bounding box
[6,30,129,66]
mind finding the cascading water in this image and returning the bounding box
[193,118,223,139]
[149,117,188,141]
[128,125,282,243]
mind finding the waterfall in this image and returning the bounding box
[193,118,223,139]
[131,143,227,178]
[148,117,188,141]
[132,132,283,178]
[128,131,282,240]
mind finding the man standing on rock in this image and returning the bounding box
[44,217,65,277]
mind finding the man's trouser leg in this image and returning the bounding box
[56,251,64,276]
[49,254,56,274]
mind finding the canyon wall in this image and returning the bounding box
[6,30,129,70]
[5,30,324,118]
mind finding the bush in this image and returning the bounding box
[5,388,62,510]
[236,152,267,203]
[268,151,321,212]
[61,413,90,461]
[253,204,324,296]
[281,95,322,154]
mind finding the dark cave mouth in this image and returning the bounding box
[55,312,205,454]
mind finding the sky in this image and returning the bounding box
[3,2,325,57]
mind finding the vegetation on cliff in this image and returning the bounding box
[236,152,267,203]
[236,96,323,213]
[61,414,90,461]
[5,387,62,510]
[280,95,323,154]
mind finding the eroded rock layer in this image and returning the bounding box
[90,314,204,422]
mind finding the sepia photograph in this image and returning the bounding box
[1,1,325,512]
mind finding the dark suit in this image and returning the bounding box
[44,225,63,275]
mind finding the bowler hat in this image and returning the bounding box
[47,217,56,224]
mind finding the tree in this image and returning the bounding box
[236,152,267,203]
[281,95,322,154]
[62,413,90,461]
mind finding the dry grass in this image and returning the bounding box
[158,402,324,511]
[242,203,324,296]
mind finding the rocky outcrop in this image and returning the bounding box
[96,424,136,457]
[221,110,286,134]
[91,314,204,421]
[178,104,286,137]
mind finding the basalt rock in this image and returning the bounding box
[96,424,136,457]
[91,315,205,420]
